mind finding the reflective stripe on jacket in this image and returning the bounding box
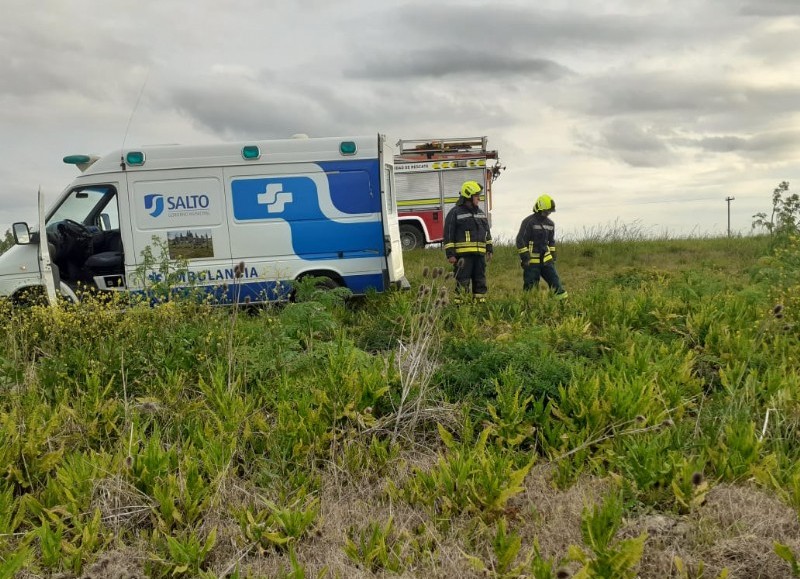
[444,203,493,258]
[516,212,556,266]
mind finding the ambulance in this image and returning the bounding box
[0,134,407,304]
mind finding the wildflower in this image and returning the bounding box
[444,272,454,281]
[432,267,442,279]
[661,418,675,429]
[773,304,784,316]
[125,455,133,470]
[422,266,430,278]
[691,471,704,486]
[556,569,571,579]
[635,415,646,424]
[234,261,246,279]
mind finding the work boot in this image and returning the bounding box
[555,291,569,300]
[474,294,487,304]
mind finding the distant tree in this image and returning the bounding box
[752,181,800,235]
[0,229,13,255]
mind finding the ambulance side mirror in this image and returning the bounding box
[12,222,31,245]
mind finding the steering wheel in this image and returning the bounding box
[59,219,91,236]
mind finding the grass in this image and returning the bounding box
[1,232,800,578]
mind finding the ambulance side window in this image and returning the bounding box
[98,196,119,231]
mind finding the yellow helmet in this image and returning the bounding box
[460,180,483,199]
[534,194,555,213]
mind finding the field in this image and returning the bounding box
[1,232,800,578]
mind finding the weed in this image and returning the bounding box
[344,517,406,572]
[396,421,533,524]
[567,491,646,578]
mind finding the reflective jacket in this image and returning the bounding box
[443,202,493,259]
[516,212,556,265]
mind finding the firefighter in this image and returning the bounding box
[516,194,568,298]
[443,180,493,303]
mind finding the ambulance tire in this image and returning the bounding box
[313,277,341,290]
[291,273,342,302]
[10,282,79,306]
[400,224,424,251]
[58,281,80,304]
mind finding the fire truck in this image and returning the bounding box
[394,136,503,250]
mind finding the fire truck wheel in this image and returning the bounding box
[400,224,424,250]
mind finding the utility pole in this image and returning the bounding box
[725,196,735,237]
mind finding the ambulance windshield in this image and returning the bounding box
[46,185,115,227]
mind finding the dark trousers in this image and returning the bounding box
[454,254,487,295]
[523,262,565,293]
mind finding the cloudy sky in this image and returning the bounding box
[1,0,798,241]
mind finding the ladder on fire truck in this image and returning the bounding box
[396,137,498,160]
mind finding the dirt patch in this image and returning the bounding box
[628,483,800,578]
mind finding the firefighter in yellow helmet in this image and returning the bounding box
[515,194,567,298]
[443,180,493,303]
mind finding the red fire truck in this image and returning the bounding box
[394,136,503,250]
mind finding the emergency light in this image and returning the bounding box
[242,146,261,160]
[63,155,93,165]
[339,141,357,155]
[126,151,145,166]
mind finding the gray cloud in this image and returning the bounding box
[583,119,677,167]
[682,130,800,159]
[382,5,662,51]
[740,0,800,16]
[0,0,798,239]
[346,49,571,80]
[563,71,800,131]
[0,19,147,101]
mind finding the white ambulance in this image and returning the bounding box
[1,134,407,304]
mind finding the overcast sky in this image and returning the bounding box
[1,0,798,241]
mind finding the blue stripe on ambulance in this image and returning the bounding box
[230,175,384,257]
[230,164,387,294]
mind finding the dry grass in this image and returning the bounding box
[629,483,800,578]
[22,453,800,578]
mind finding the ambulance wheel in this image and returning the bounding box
[291,274,342,302]
[400,224,424,250]
[318,277,342,290]
[58,281,80,304]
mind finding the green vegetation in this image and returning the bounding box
[1,230,800,578]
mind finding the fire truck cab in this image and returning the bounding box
[394,137,503,250]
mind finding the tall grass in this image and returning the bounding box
[0,232,798,577]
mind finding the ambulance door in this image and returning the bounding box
[379,135,405,284]
[126,169,232,294]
